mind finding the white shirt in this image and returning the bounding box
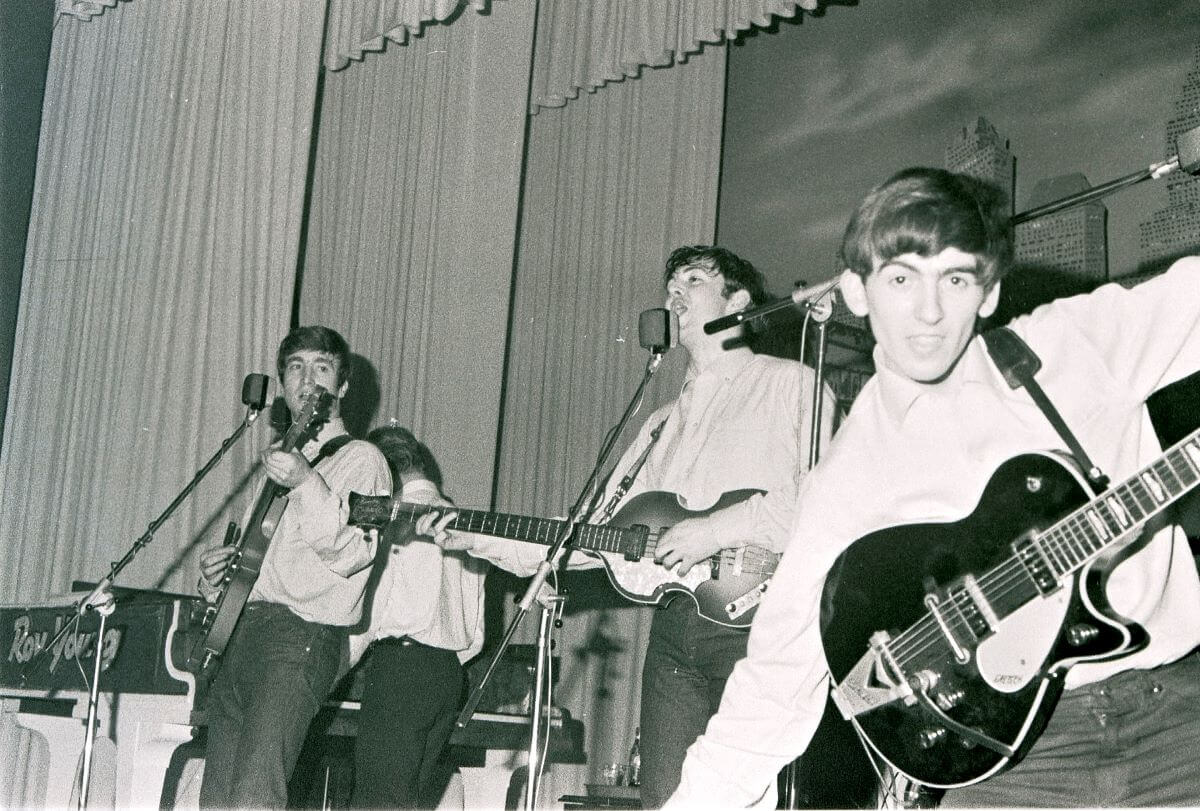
[249,435,391,626]
[468,350,834,577]
[669,257,1200,808]
[348,478,491,665]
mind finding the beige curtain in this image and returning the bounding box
[0,1,325,603]
[299,0,537,510]
[529,0,818,110]
[323,0,492,70]
[495,45,727,787]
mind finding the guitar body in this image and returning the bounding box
[194,490,288,666]
[820,452,1147,788]
[190,390,333,672]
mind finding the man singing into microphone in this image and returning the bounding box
[196,325,390,809]
[428,245,835,807]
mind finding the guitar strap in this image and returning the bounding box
[595,416,670,523]
[306,433,354,476]
[982,327,1110,491]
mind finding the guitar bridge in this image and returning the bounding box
[831,631,915,720]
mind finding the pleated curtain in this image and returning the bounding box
[299,0,537,509]
[0,1,325,601]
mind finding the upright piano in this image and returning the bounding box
[0,586,203,809]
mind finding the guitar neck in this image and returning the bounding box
[1034,426,1200,580]
[388,502,641,557]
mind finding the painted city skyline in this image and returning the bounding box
[719,0,1200,298]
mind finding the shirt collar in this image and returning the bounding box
[874,334,995,423]
[685,345,756,385]
[401,478,440,502]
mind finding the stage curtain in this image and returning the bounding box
[0,1,324,603]
[323,0,492,70]
[492,45,726,786]
[298,0,536,510]
[528,0,817,110]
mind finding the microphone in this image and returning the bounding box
[241,373,270,411]
[703,277,839,335]
[638,308,678,355]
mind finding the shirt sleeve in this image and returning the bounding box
[1030,256,1200,401]
[668,475,844,807]
[288,440,391,578]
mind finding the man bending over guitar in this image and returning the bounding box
[425,246,834,807]
[346,424,490,809]
[666,168,1200,807]
[195,326,391,808]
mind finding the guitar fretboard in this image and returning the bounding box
[387,502,647,557]
[1031,433,1200,579]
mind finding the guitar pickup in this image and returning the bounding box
[623,524,650,561]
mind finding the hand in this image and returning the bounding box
[261,448,314,489]
[198,545,237,604]
[654,517,722,576]
[414,508,473,550]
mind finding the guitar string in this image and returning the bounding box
[381,501,779,574]
[884,445,1199,668]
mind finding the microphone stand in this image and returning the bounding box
[455,350,668,811]
[22,402,265,808]
[703,277,841,335]
[774,289,835,810]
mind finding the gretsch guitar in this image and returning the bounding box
[820,428,1200,788]
[348,488,778,628]
[190,387,334,672]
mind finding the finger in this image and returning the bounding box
[414,512,440,535]
[434,512,457,532]
[437,531,475,551]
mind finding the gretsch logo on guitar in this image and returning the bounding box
[820,429,1200,789]
[346,488,779,628]
[189,386,335,674]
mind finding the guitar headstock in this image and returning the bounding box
[347,492,394,529]
[282,386,335,451]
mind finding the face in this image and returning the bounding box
[840,247,1000,384]
[665,262,751,344]
[280,349,346,419]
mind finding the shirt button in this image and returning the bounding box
[1152,683,1163,693]
[1097,713,1108,726]
[1097,687,1107,697]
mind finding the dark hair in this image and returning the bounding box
[664,245,770,307]
[838,168,1013,287]
[276,325,352,388]
[366,425,444,491]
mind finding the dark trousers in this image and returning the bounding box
[199,602,346,809]
[351,636,465,809]
[942,651,1200,807]
[638,597,749,809]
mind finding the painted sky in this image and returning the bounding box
[718,0,1200,297]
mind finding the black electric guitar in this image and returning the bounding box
[820,428,1200,789]
[348,488,778,627]
[190,387,334,671]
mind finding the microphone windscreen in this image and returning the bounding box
[638,308,673,353]
[241,373,270,410]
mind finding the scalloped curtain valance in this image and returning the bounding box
[57,0,819,111]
